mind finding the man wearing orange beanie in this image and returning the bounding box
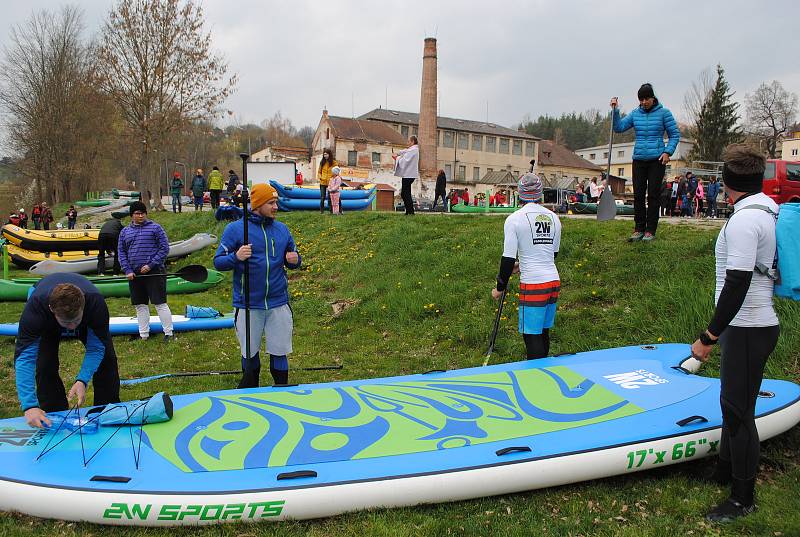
[213,182,302,387]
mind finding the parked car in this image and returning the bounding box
[763,159,800,204]
[395,196,435,212]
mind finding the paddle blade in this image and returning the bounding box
[596,186,617,221]
[176,264,208,283]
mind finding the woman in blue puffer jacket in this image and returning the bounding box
[612,83,680,241]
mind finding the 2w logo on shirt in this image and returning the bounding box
[530,214,554,245]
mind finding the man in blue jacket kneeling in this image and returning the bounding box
[214,183,302,388]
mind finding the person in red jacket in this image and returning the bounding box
[462,188,470,205]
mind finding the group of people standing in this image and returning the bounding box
[6,203,54,230]
[660,172,722,218]
[169,167,240,213]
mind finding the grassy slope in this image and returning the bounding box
[0,210,798,537]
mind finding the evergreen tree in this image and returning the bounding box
[691,65,742,162]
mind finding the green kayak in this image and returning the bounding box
[112,189,141,199]
[568,202,635,216]
[75,200,112,208]
[450,203,517,214]
[0,269,225,301]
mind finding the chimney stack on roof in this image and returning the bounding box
[418,38,438,180]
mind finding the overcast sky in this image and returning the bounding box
[2,0,800,134]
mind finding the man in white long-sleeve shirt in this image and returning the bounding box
[393,136,420,215]
[492,173,562,359]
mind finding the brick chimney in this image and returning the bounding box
[418,38,438,180]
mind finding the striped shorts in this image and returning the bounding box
[518,280,560,334]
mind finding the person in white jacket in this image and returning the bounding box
[393,136,420,215]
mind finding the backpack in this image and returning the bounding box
[737,203,800,300]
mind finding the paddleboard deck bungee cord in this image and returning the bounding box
[0,344,798,526]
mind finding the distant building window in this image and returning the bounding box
[473,167,480,181]
[513,140,522,156]
[412,126,418,136]
[589,153,596,160]
[618,167,624,176]
[458,165,466,180]
[444,164,452,178]
[372,152,381,165]
[487,168,493,173]
[401,125,409,138]
[525,141,535,157]
[443,131,454,148]
[499,138,510,154]
[348,151,357,166]
[326,128,330,140]
[793,148,799,156]
[603,152,608,159]
[486,136,496,152]
[472,135,483,151]
[458,133,469,150]
[617,150,624,157]
[393,124,399,130]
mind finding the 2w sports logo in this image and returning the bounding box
[604,369,669,389]
[0,427,44,447]
[531,214,554,245]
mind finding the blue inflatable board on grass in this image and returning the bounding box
[0,344,797,526]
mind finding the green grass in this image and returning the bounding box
[1,210,798,536]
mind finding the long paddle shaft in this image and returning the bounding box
[483,288,507,366]
[120,365,344,386]
[240,153,251,363]
[125,264,207,283]
[597,105,617,222]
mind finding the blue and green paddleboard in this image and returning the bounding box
[0,344,798,525]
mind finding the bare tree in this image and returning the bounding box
[297,126,315,148]
[0,6,113,205]
[97,0,237,209]
[745,80,798,158]
[683,66,715,130]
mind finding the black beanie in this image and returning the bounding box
[722,164,763,193]
[129,201,147,215]
[638,83,655,100]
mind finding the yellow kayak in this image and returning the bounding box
[1,225,101,252]
[6,244,101,269]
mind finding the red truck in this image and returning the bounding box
[764,159,800,204]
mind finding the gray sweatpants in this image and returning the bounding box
[234,305,293,358]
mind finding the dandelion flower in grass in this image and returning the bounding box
[657,337,664,342]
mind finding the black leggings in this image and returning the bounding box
[319,185,330,213]
[36,334,120,412]
[401,178,415,214]
[523,329,550,359]
[718,325,780,481]
[632,159,666,235]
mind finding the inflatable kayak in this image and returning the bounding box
[569,202,635,216]
[75,200,112,208]
[27,233,218,275]
[271,181,376,200]
[0,310,233,337]
[1,225,101,252]
[450,203,517,214]
[7,244,100,270]
[0,343,796,526]
[0,269,225,301]
[112,189,141,199]
[278,195,374,212]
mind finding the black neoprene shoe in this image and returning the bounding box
[705,498,756,523]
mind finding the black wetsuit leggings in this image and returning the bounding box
[523,329,550,359]
[36,335,120,412]
[718,325,779,482]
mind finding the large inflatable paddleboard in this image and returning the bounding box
[0,344,797,526]
[0,312,233,337]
